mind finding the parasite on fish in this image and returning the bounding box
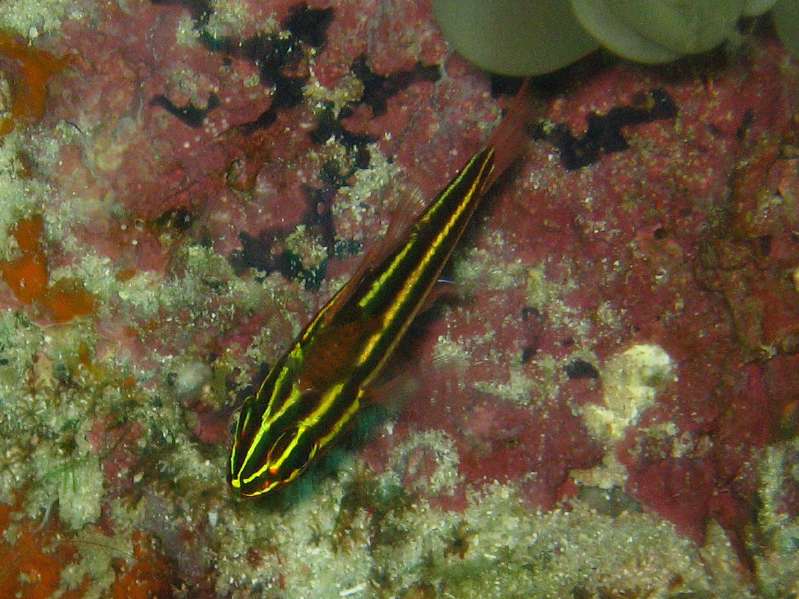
[228,85,533,497]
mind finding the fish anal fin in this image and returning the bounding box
[361,368,418,413]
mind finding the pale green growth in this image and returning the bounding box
[526,262,563,313]
[701,521,758,597]
[446,240,591,407]
[306,137,351,186]
[0,309,108,521]
[431,331,470,370]
[474,363,537,406]
[384,430,462,496]
[0,70,10,116]
[87,116,138,173]
[57,454,104,530]
[28,124,67,171]
[205,0,250,38]
[430,310,493,365]
[21,414,106,530]
[112,244,266,324]
[751,438,799,597]
[0,0,85,37]
[452,228,527,293]
[0,310,43,390]
[243,72,260,88]
[571,451,629,490]
[0,134,50,261]
[175,14,201,46]
[115,270,164,320]
[79,424,769,599]
[774,0,799,58]
[0,312,45,503]
[439,483,712,598]
[532,352,568,405]
[48,196,114,255]
[204,0,279,39]
[321,478,753,597]
[213,469,373,598]
[50,254,115,319]
[333,144,406,241]
[526,259,594,342]
[750,191,789,236]
[165,67,218,108]
[368,497,461,592]
[583,343,675,444]
[160,432,221,488]
[666,423,699,459]
[431,304,562,407]
[243,314,293,372]
[172,358,213,401]
[241,272,307,374]
[59,527,132,598]
[285,224,328,272]
[595,299,625,332]
[305,72,365,117]
[107,495,145,539]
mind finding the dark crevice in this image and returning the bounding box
[530,88,677,170]
[349,55,440,117]
[489,75,524,98]
[150,94,220,128]
[565,359,599,379]
[150,3,333,133]
[152,207,194,232]
[311,102,376,162]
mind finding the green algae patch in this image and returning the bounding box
[385,430,463,496]
[752,436,799,597]
[57,454,104,530]
[0,132,51,262]
[0,0,85,38]
[430,483,735,598]
[204,445,765,597]
[583,343,675,444]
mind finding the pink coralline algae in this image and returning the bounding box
[0,1,798,596]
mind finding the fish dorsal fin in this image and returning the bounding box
[317,188,422,329]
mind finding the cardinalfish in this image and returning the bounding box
[228,83,534,497]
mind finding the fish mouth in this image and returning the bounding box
[231,473,282,497]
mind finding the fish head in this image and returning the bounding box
[228,389,320,497]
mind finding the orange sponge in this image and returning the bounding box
[0,31,68,135]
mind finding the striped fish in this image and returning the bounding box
[229,85,531,496]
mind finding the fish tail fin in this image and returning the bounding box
[483,78,536,191]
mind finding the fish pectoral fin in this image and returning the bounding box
[417,278,461,313]
[296,314,381,390]
[361,369,418,411]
